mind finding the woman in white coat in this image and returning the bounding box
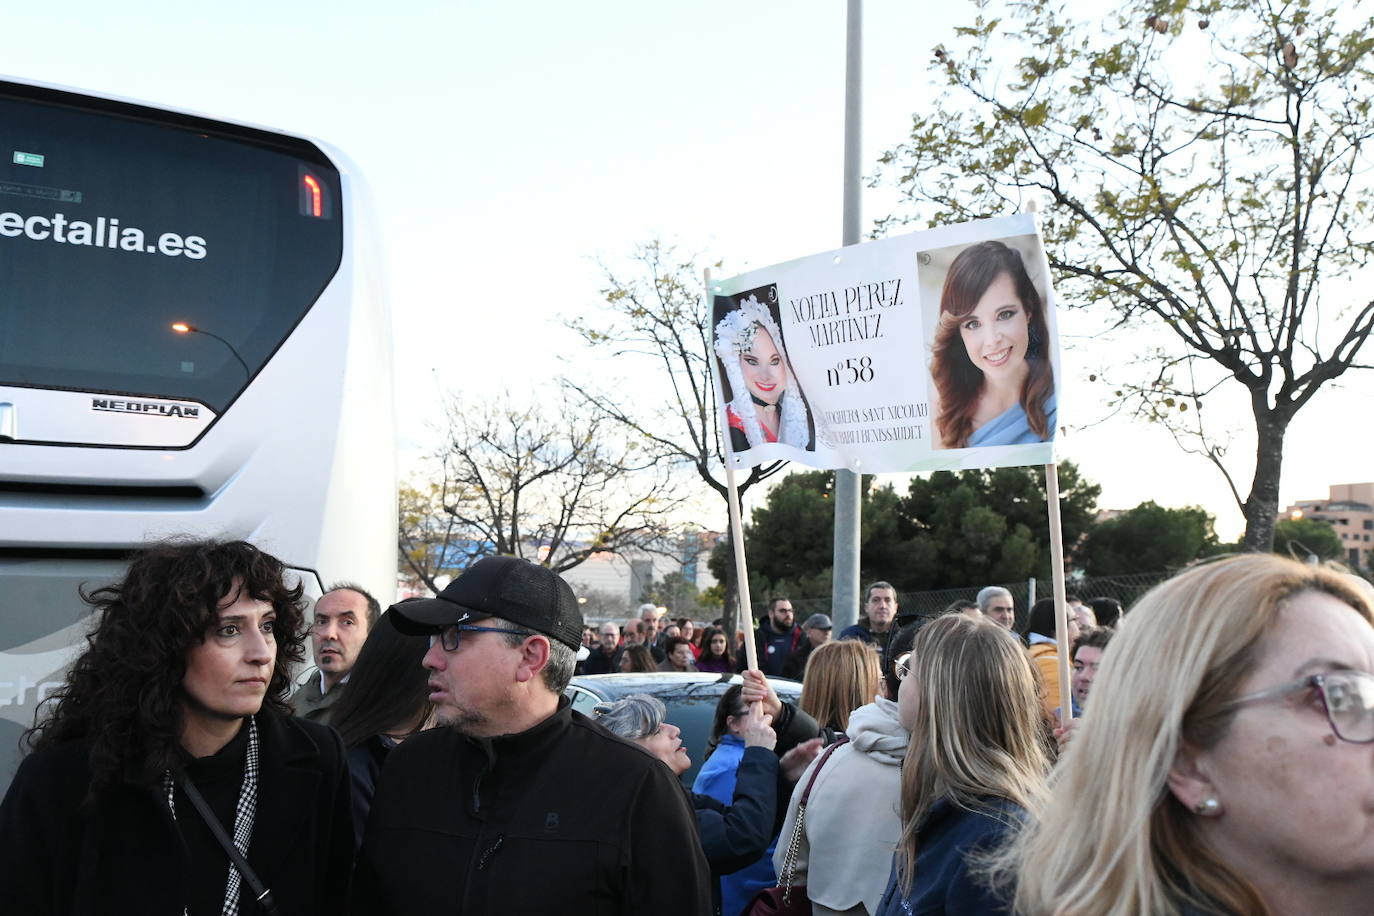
[772,625,917,915]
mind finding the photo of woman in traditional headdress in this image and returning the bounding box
[713,289,814,453]
[927,239,1056,449]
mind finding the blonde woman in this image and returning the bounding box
[990,554,1374,915]
[875,614,1049,914]
[799,639,883,734]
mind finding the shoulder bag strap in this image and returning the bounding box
[178,777,281,916]
[777,735,850,904]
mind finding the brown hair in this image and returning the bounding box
[799,639,882,732]
[930,240,1053,448]
[620,644,656,673]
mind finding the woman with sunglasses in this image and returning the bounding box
[990,554,1374,915]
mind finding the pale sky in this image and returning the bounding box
[4,0,1369,543]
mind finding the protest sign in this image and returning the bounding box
[711,213,1062,473]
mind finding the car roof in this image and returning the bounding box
[567,671,803,701]
[565,672,805,788]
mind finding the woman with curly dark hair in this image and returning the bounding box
[0,538,353,916]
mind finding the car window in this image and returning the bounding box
[659,694,725,787]
[564,674,804,788]
[566,685,603,718]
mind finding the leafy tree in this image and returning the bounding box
[726,471,837,597]
[861,484,942,590]
[898,462,1101,587]
[705,465,1091,601]
[399,392,685,592]
[877,0,1374,551]
[565,240,786,635]
[397,479,471,593]
[1078,500,1219,576]
[1272,516,1342,562]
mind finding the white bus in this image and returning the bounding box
[0,76,396,785]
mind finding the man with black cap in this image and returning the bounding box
[352,556,712,915]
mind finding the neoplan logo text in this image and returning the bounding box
[91,398,201,419]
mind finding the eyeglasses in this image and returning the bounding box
[1221,670,1374,744]
[894,652,912,681]
[430,624,536,653]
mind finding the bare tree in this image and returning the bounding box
[564,240,786,634]
[398,393,686,593]
[876,0,1374,550]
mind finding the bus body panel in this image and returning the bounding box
[0,77,396,788]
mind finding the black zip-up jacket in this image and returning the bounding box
[352,697,713,915]
[0,711,352,916]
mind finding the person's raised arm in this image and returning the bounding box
[693,712,780,872]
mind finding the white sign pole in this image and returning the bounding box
[1045,462,1073,725]
[706,267,759,673]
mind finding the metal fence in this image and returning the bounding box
[759,570,1170,629]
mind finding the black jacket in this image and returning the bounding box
[0,710,353,916]
[345,734,397,853]
[781,640,819,680]
[353,697,714,915]
[578,645,619,675]
[736,620,804,677]
[693,745,778,877]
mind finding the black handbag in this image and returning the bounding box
[741,736,849,916]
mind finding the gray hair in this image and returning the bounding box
[490,617,578,694]
[593,693,667,741]
[976,586,1013,612]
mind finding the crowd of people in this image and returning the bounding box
[2,539,1373,916]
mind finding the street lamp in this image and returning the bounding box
[170,322,251,378]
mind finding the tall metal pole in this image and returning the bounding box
[831,0,863,631]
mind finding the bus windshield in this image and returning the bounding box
[0,84,343,415]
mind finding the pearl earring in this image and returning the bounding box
[1192,797,1220,816]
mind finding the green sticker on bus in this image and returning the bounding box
[13,151,44,167]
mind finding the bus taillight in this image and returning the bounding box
[302,174,323,218]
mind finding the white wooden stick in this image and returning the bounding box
[1044,462,1073,724]
[705,267,759,673]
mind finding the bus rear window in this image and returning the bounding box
[0,87,343,414]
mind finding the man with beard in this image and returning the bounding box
[352,557,711,915]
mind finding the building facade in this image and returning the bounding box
[1282,482,1374,570]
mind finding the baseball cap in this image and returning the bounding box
[803,613,832,631]
[390,556,585,652]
